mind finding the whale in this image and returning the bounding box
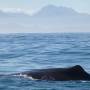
[12,65,90,81]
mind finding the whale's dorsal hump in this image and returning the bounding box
[73,65,84,70]
[70,65,85,72]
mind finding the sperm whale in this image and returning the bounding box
[12,65,90,81]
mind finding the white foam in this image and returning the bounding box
[15,73,38,80]
[81,80,90,83]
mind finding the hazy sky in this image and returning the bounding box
[0,0,90,33]
[0,0,90,14]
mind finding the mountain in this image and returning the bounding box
[33,5,90,21]
[0,5,90,33]
[32,5,90,32]
[33,5,78,17]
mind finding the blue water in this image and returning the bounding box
[0,33,90,90]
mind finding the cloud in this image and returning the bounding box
[2,8,22,13]
[0,8,33,15]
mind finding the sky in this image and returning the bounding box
[0,0,90,15]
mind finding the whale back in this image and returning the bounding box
[13,65,90,81]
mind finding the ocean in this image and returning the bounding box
[0,33,90,90]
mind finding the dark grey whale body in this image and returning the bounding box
[15,65,90,81]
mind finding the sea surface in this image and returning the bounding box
[0,33,90,90]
